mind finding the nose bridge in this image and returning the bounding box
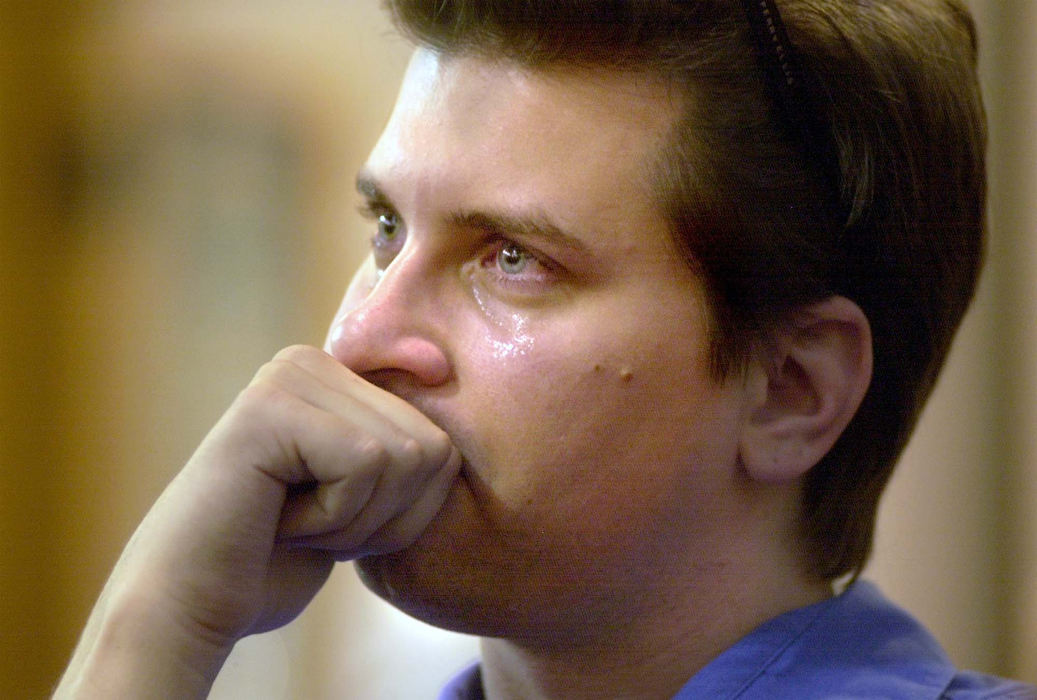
[328,252,452,386]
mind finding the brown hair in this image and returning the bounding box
[385,0,987,581]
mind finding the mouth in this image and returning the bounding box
[400,397,474,466]
[384,393,487,503]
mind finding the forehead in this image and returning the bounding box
[365,49,683,251]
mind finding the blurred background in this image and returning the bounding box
[1,1,1034,697]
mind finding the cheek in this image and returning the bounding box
[461,367,742,570]
[464,326,734,509]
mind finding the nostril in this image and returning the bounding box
[388,336,452,386]
[326,309,452,387]
[325,255,453,386]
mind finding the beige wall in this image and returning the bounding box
[867,0,1037,678]
[1,1,1033,696]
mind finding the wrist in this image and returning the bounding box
[56,585,235,699]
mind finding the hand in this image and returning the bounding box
[55,345,461,698]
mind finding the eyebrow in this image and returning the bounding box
[449,210,589,255]
[356,170,589,255]
[356,171,390,207]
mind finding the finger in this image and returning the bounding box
[284,444,462,557]
[252,349,454,477]
[268,345,448,444]
[251,354,413,456]
[238,348,461,553]
[272,421,449,542]
[270,411,455,541]
[354,444,463,556]
[275,455,380,539]
[316,439,446,546]
[221,380,389,488]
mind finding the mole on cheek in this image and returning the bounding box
[590,363,633,382]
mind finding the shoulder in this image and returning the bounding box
[942,671,1037,699]
[676,581,1037,700]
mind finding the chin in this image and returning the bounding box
[353,550,493,635]
[352,469,626,642]
[352,478,509,636]
[353,537,531,638]
[352,484,562,640]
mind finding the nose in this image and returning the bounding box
[326,258,452,387]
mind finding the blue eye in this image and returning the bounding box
[497,243,531,274]
[376,212,400,241]
[364,208,404,270]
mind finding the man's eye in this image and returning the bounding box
[478,240,558,294]
[497,243,532,275]
[376,212,400,242]
[363,208,404,270]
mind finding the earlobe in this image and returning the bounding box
[739,297,873,483]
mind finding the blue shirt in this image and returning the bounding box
[438,581,1036,699]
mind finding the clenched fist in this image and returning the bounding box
[55,345,461,698]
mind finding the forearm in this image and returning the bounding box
[55,582,233,699]
[54,346,459,696]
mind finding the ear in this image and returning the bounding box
[739,296,873,484]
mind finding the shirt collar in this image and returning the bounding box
[674,580,957,698]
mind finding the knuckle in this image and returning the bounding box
[232,378,300,427]
[250,348,318,391]
[354,437,390,470]
[250,359,295,388]
[396,437,426,473]
[234,380,282,415]
[272,344,318,365]
[425,430,455,468]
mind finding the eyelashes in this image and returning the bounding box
[358,203,405,269]
[357,201,561,294]
[478,240,556,292]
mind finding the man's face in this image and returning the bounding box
[326,50,752,640]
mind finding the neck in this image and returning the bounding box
[478,550,831,700]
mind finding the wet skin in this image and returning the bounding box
[325,50,757,645]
